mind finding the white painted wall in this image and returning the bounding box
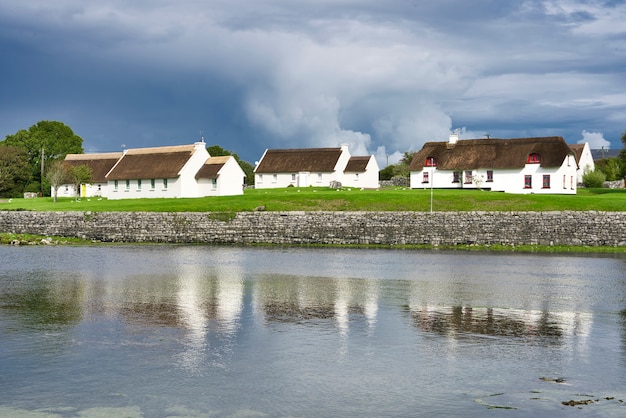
[198,157,245,196]
[342,156,380,189]
[255,171,336,188]
[107,177,182,199]
[178,143,211,198]
[576,143,595,183]
[410,156,577,194]
[53,182,111,199]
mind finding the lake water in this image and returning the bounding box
[1,245,625,417]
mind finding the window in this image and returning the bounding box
[563,175,566,189]
[291,173,296,182]
[464,171,472,184]
[211,178,217,190]
[97,184,101,192]
[65,185,69,192]
[424,157,437,167]
[452,171,460,183]
[543,174,550,189]
[422,171,429,183]
[137,179,142,190]
[163,178,168,189]
[258,174,263,183]
[355,173,359,181]
[125,179,130,190]
[151,179,155,190]
[114,180,118,191]
[317,173,322,183]
[486,170,493,182]
[272,174,277,183]
[524,175,532,189]
[527,153,541,164]
[571,176,574,190]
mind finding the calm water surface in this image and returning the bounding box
[1,245,625,417]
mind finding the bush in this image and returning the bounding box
[582,170,606,188]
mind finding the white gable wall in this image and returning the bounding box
[332,144,351,185]
[198,157,245,196]
[576,143,594,183]
[342,156,380,189]
[178,143,211,198]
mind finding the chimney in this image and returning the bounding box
[448,133,459,145]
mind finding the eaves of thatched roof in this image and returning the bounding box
[408,137,574,171]
[106,145,196,180]
[64,152,123,182]
[344,156,371,173]
[195,156,231,179]
[255,148,343,173]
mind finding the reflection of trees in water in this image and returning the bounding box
[0,273,83,327]
[406,306,566,340]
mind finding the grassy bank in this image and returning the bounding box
[1,187,625,212]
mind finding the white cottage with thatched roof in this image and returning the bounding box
[254,144,379,189]
[55,142,245,200]
[105,142,245,199]
[408,135,578,194]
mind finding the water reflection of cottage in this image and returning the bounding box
[406,305,592,345]
[252,275,379,333]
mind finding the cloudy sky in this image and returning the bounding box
[1,0,624,166]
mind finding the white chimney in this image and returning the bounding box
[449,133,459,144]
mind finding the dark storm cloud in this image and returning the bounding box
[0,0,624,165]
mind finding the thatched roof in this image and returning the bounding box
[255,148,343,173]
[195,156,231,179]
[64,153,123,182]
[568,144,586,165]
[344,156,371,173]
[408,137,574,171]
[106,145,196,180]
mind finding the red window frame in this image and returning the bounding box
[542,174,550,189]
[527,153,541,164]
[422,171,429,183]
[424,157,437,167]
[486,170,493,182]
[524,175,532,189]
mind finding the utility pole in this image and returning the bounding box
[430,157,434,213]
[40,147,44,197]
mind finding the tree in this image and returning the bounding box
[67,165,92,200]
[1,121,84,195]
[207,144,255,186]
[46,161,69,203]
[595,158,621,181]
[0,145,31,197]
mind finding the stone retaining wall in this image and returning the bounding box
[1,210,625,247]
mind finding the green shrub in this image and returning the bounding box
[582,170,606,188]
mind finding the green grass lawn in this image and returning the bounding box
[1,187,625,212]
